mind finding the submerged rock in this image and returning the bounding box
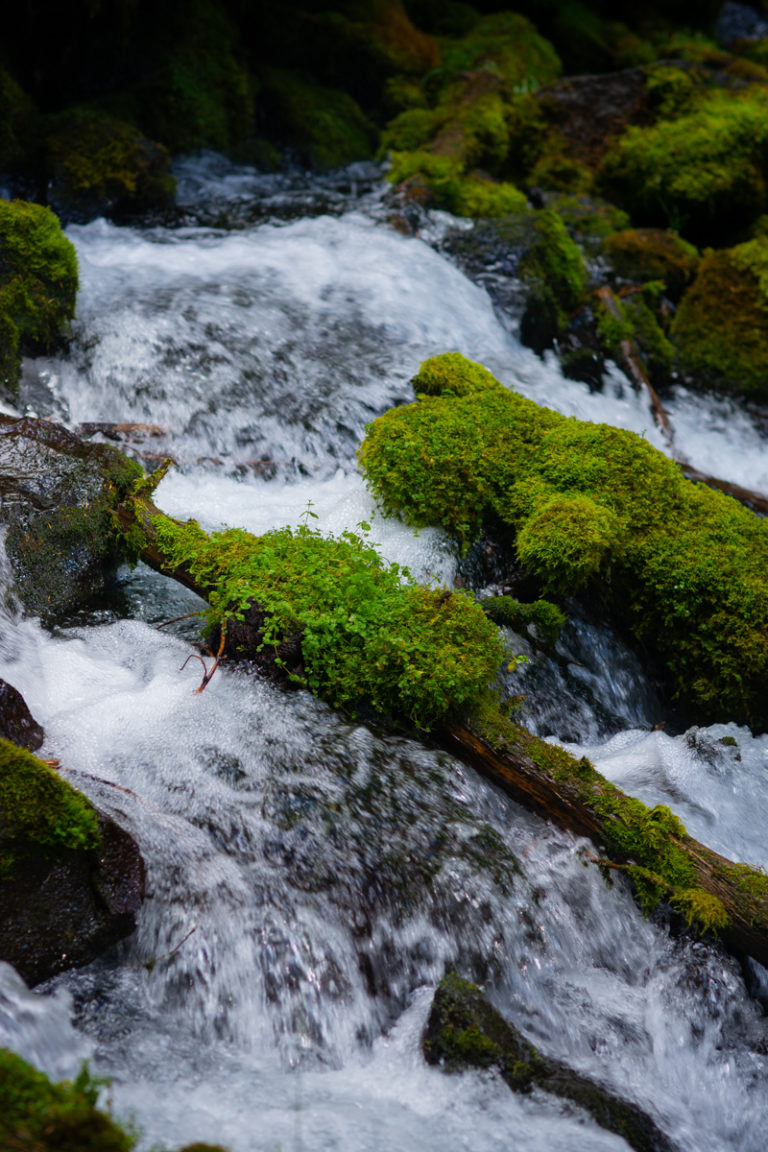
[0,679,44,750]
[0,417,142,623]
[423,973,677,1152]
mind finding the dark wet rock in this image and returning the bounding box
[0,812,144,987]
[0,416,142,623]
[0,680,43,750]
[535,68,651,170]
[424,973,677,1152]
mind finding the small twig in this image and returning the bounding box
[137,925,198,975]
[155,610,206,631]
[179,631,226,693]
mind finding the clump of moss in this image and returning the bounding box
[518,210,587,351]
[599,87,768,240]
[480,596,565,644]
[593,283,675,383]
[604,228,699,301]
[359,352,768,728]
[127,502,504,730]
[382,11,560,216]
[0,199,78,392]
[670,238,768,397]
[0,738,99,854]
[47,111,175,221]
[0,1051,134,1152]
[259,68,376,171]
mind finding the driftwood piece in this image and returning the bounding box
[117,491,768,968]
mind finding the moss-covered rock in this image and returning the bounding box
[423,974,675,1152]
[46,111,175,222]
[599,87,768,240]
[0,199,78,393]
[0,738,144,985]
[259,68,377,171]
[0,417,142,622]
[671,237,768,397]
[0,66,40,184]
[0,1048,231,1151]
[604,227,699,300]
[359,352,768,729]
[518,208,587,349]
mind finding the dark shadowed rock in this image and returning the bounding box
[0,416,141,622]
[423,973,677,1152]
[0,679,43,750]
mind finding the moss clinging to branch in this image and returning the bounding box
[121,498,504,730]
[359,352,768,729]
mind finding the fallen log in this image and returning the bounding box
[116,483,768,968]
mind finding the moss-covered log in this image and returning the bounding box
[358,352,768,730]
[424,973,676,1152]
[116,483,768,967]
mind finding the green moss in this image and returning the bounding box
[540,193,631,244]
[0,66,39,176]
[518,209,587,340]
[604,228,699,301]
[480,596,565,644]
[261,68,376,170]
[0,199,78,392]
[47,111,175,218]
[644,63,699,119]
[360,352,768,728]
[599,87,768,239]
[671,241,768,397]
[126,502,504,730]
[0,738,100,854]
[0,1051,134,1152]
[430,13,561,101]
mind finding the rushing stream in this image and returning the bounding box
[3,156,768,1150]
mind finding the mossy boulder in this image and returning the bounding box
[0,738,144,985]
[0,199,78,393]
[359,352,768,729]
[259,69,377,171]
[46,111,175,222]
[604,227,699,301]
[424,974,675,1152]
[0,417,142,623]
[517,209,587,351]
[599,87,768,241]
[670,237,768,397]
[0,66,40,184]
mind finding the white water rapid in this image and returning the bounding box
[4,157,768,1151]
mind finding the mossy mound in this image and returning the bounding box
[383,12,560,216]
[599,87,768,241]
[671,237,768,397]
[423,973,676,1152]
[604,227,699,300]
[0,199,78,392]
[46,111,175,222]
[0,737,99,854]
[517,209,587,351]
[0,1048,230,1152]
[259,69,376,171]
[0,1051,134,1152]
[125,496,504,730]
[359,352,768,729]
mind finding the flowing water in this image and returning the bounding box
[3,156,768,1150]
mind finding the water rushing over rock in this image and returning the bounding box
[5,159,768,1150]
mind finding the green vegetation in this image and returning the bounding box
[259,69,376,171]
[0,199,78,392]
[671,236,768,397]
[47,111,175,219]
[359,352,768,728]
[125,495,504,729]
[0,738,100,854]
[599,88,768,240]
[0,1048,230,1152]
[518,209,587,348]
[480,596,566,644]
[604,228,699,301]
